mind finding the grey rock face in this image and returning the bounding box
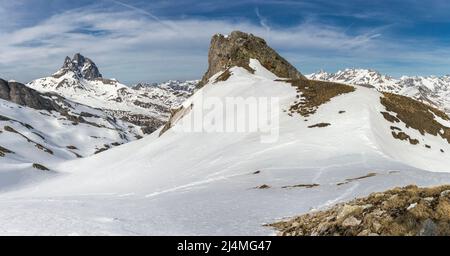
[0,79,59,111]
[419,219,438,236]
[57,53,102,80]
[198,31,305,87]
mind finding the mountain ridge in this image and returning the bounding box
[27,53,196,134]
[307,68,450,113]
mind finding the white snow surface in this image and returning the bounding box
[2,60,450,235]
[0,97,142,191]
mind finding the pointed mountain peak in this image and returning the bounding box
[57,53,102,80]
[72,53,86,64]
[63,56,72,66]
[198,30,305,87]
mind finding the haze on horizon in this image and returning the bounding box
[1,0,450,85]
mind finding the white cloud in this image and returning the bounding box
[1,5,448,84]
[255,7,271,31]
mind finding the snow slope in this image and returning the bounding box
[1,60,450,235]
[0,95,142,191]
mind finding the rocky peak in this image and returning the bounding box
[56,53,102,80]
[198,31,305,87]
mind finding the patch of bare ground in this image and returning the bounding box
[337,173,377,186]
[0,145,14,157]
[380,92,450,144]
[4,125,54,155]
[282,184,320,189]
[94,144,111,154]
[71,151,83,158]
[0,115,12,121]
[253,183,320,189]
[308,123,330,128]
[159,104,194,136]
[214,69,232,83]
[32,132,45,140]
[381,112,400,123]
[286,78,355,117]
[269,184,450,236]
[32,163,49,171]
[4,125,18,133]
[254,184,271,189]
[391,131,419,145]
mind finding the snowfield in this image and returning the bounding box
[2,60,450,235]
[0,95,142,192]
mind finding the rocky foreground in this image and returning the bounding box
[270,185,450,236]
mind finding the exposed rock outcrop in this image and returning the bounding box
[198,31,305,87]
[0,79,59,111]
[270,184,450,236]
[161,31,306,136]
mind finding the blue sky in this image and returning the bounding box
[1,0,450,84]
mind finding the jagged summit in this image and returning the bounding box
[198,31,305,87]
[27,55,196,134]
[55,53,102,80]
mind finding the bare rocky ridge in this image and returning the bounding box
[198,31,305,87]
[270,185,450,236]
[0,79,59,111]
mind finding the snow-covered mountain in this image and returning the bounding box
[307,69,450,113]
[132,80,196,94]
[27,54,197,133]
[1,79,143,190]
[2,31,450,235]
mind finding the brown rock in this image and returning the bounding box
[337,204,362,220]
[198,31,305,87]
[342,216,361,227]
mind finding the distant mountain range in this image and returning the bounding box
[1,53,197,181]
[27,53,197,134]
[0,78,143,180]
